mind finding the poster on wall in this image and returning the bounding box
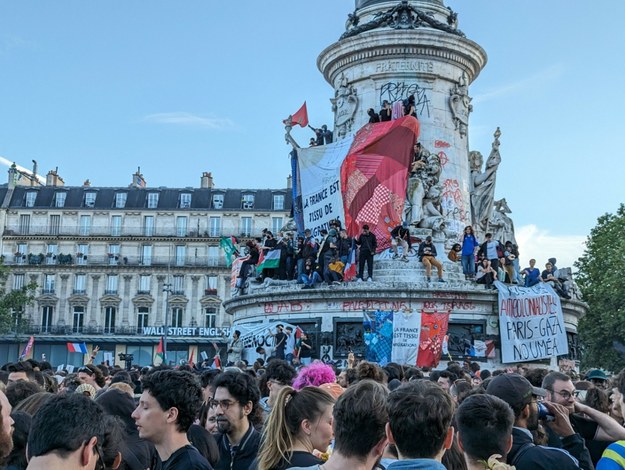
[495,281,568,363]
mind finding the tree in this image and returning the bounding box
[575,204,625,371]
[0,262,38,334]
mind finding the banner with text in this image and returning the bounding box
[297,136,355,237]
[496,281,568,363]
[391,310,421,366]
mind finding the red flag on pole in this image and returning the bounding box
[283,101,309,128]
[188,349,195,367]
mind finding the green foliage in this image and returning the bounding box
[575,204,625,371]
[0,262,38,335]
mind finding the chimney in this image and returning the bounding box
[287,175,292,189]
[201,172,214,189]
[7,163,18,189]
[131,167,146,188]
[46,168,65,187]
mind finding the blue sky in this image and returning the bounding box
[1,1,623,268]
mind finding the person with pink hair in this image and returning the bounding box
[292,362,336,390]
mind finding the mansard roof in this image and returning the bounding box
[2,185,292,211]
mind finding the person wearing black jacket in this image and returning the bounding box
[337,229,352,264]
[237,240,260,286]
[390,222,411,262]
[356,225,377,281]
[213,372,262,470]
[478,232,505,271]
[486,373,591,470]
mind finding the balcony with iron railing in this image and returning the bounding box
[3,254,227,268]
[3,224,266,239]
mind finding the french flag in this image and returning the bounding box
[67,342,88,354]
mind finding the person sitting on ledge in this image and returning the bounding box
[541,262,571,299]
[522,258,541,287]
[448,243,462,262]
[418,236,444,283]
[475,258,497,289]
[299,257,321,289]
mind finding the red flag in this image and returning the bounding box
[188,349,195,367]
[293,327,303,358]
[417,310,450,368]
[340,116,420,251]
[212,354,222,370]
[284,101,309,128]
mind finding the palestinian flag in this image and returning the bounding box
[219,236,239,267]
[154,337,165,365]
[256,249,281,274]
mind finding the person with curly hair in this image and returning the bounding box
[132,369,210,469]
[292,362,335,390]
[256,386,334,470]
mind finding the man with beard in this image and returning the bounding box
[212,372,261,470]
[0,391,14,462]
[486,373,591,469]
[132,370,211,469]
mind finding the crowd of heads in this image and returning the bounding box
[2,353,625,469]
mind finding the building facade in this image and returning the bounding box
[0,167,291,367]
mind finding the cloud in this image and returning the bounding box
[142,112,235,130]
[0,34,34,55]
[515,224,586,271]
[473,63,565,105]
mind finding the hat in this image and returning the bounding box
[75,383,97,400]
[486,373,546,411]
[586,369,608,381]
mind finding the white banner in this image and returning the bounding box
[496,281,568,363]
[231,321,299,362]
[391,310,422,366]
[297,136,354,237]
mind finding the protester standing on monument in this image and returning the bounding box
[356,224,377,282]
[461,225,480,279]
[379,100,392,122]
[478,232,504,272]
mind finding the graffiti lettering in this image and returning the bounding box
[263,301,304,314]
[342,300,409,312]
[434,140,451,148]
[423,300,476,311]
[379,82,431,117]
[437,151,449,167]
[432,292,468,299]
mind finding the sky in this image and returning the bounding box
[1,1,624,269]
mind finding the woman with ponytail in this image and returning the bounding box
[256,386,335,470]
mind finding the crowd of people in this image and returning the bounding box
[235,221,573,298]
[454,225,572,298]
[3,356,625,469]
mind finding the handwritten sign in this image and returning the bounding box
[496,281,568,363]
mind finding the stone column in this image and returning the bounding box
[90,274,100,326]
[58,274,70,327]
[190,275,200,327]
[156,275,166,326]
[122,275,133,326]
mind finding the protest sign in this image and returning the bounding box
[496,281,568,363]
[391,310,421,366]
